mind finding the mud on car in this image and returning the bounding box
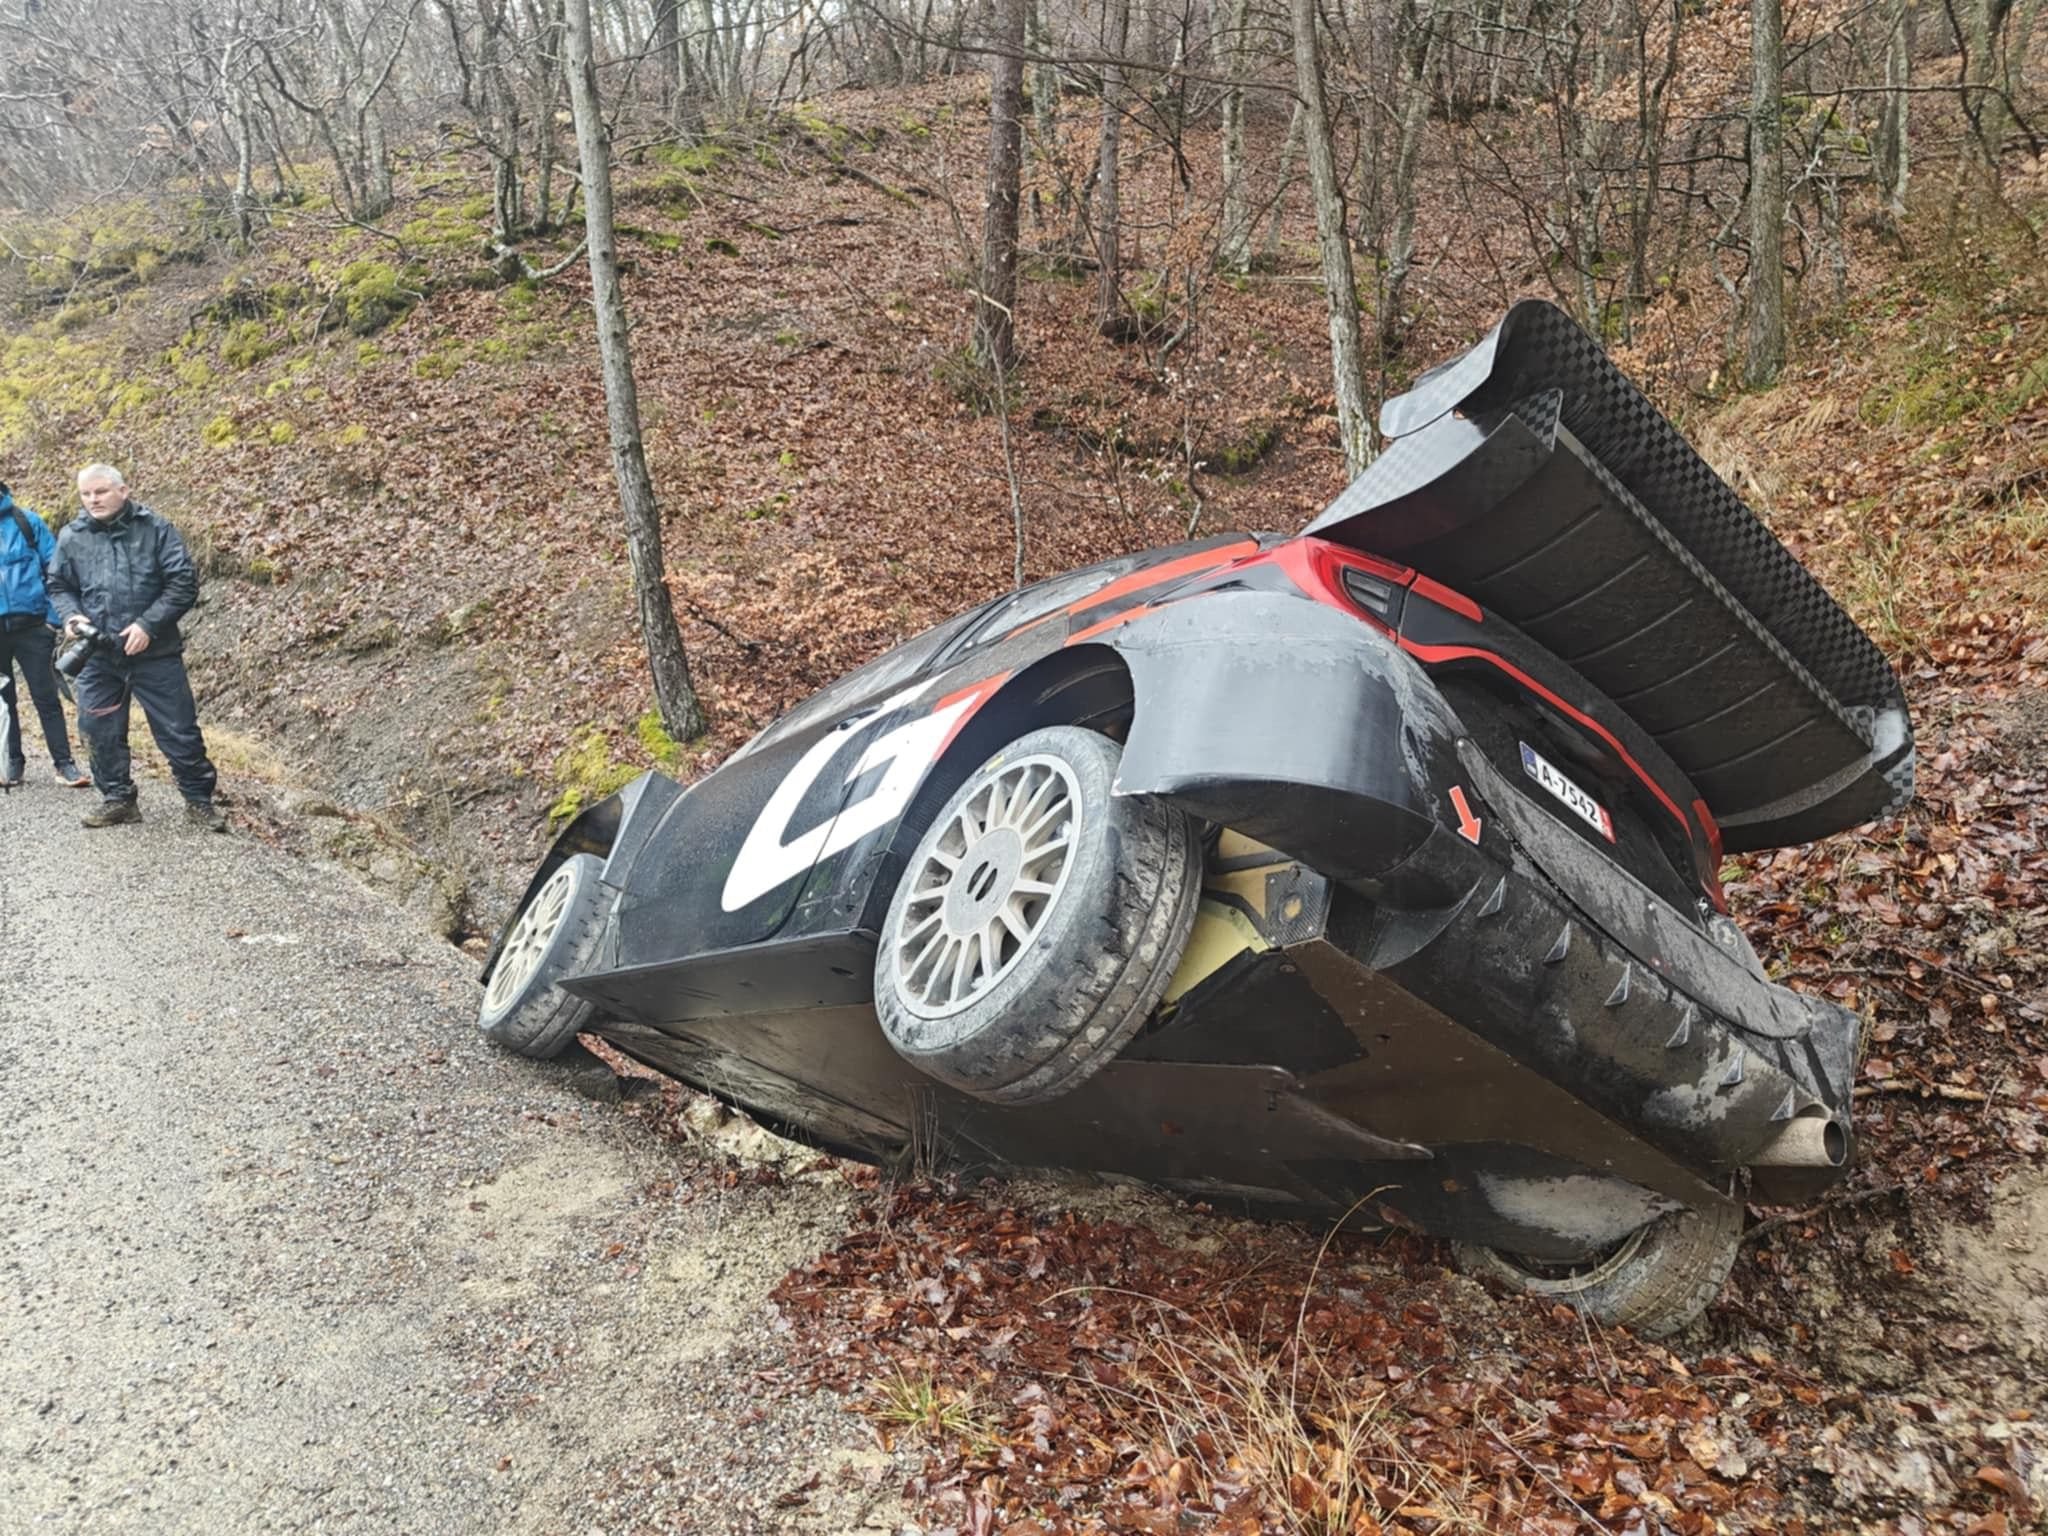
[478,302,1913,1336]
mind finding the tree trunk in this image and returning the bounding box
[360,106,394,219]
[2015,0,2044,94]
[1215,0,1252,272]
[1876,0,1911,222]
[1382,0,1439,350]
[1290,0,1374,475]
[1625,0,1683,338]
[1960,0,2009,173]
[1819,172,1847,310]
[653,0,679,105]
[977,0,1027,367]
[1094,0,1130,333]
[1260,101,1305,262]
[1028,0,1062,229]
[564,0,705,740]
[1743,0,1786,389]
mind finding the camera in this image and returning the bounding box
[55,619,122,678]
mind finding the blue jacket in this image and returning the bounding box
[0,490,61,626]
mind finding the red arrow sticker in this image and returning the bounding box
[1449,785,1483,845]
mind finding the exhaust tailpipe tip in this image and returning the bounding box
[1750,1115,1849,1169]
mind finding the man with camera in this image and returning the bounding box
[47,464,225,831]
[1,480,90,791]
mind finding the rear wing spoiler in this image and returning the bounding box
[1304,300,1913,853]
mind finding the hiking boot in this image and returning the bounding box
[185,800,228,833]
[82,799,141,829]
[0,763,22,789]
[53,762,91,789]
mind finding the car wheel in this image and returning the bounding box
[875,724,1202,1106]
[1453,1199,1744,1338]
[479,852,609,1059]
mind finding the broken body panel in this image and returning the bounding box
[490,303,1908,1259]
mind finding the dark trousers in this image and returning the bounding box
[74,652,218,805]
[0,621,76,771]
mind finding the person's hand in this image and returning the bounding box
[119,623,151,656]
[63,615,91,637]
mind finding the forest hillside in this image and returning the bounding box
[3,6,2047,1525]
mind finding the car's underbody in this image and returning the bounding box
[477,302,1913,1334]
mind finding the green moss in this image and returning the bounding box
[400,204,488,250]
[336,423,371,446]
[1205,419,1280,473]
[773,328,801,347]
[548,728,646,826]
[355,342,384,367]
[458,194,495,222]
[1993,356,2048,420]
[414,345,464,381]
[268,421,298,445]
[652,142,729,173]
[103,381,162,423]
[201,414,239,448]
[616,223,684,253]
[787,102,850,149]
[174,353,216,390]
[1859,366,1980,428]
[633,709,690,766]
[245,556,281,585]
[338,260,416,335]
[705,237,740,257]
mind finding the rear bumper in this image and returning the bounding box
[1103,597,1859,1219]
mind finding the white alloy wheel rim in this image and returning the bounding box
[483,863,578,1017]
[892,753,1081,1019]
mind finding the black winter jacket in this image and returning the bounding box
[47,501,200,658]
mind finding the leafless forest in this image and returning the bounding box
[5,0,2042,397]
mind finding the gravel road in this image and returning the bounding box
[0,779,906,1535]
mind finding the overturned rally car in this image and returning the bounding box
[480,302,1913,1335]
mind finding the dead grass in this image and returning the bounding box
[1111,1312,1492,1534]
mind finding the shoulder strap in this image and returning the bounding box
[3,504,36,556]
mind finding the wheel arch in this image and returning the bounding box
[852,647,1138,926]
[480,770,682,982]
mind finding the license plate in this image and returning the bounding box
[1519,741,1615,842]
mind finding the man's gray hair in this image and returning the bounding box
[77,462,127,488]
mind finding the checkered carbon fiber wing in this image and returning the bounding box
[1304,300,1914,852]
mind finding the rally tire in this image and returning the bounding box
[1453,1198,1744,1338]
[478,853,609,1060]
[875,724,1202,1107]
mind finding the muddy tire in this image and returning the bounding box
[875,725,1202,1106]
[1453,1199,1744,1338]
[478,853,609,1060]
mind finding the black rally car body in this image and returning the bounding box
[487,302,1912,1260]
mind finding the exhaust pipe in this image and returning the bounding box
[1750,1116,1849,1168]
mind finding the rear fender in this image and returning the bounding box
[1107,590,1480,893]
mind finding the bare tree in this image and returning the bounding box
[1290,0,1373,476]
[975,0,1027,366]
[563,0,705,738]
[1744,0,1786,388]
[1094,0,1132,333]
[1213,0,1253,273]
[1875,0,1912,224]
[1381,0,1440,350]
